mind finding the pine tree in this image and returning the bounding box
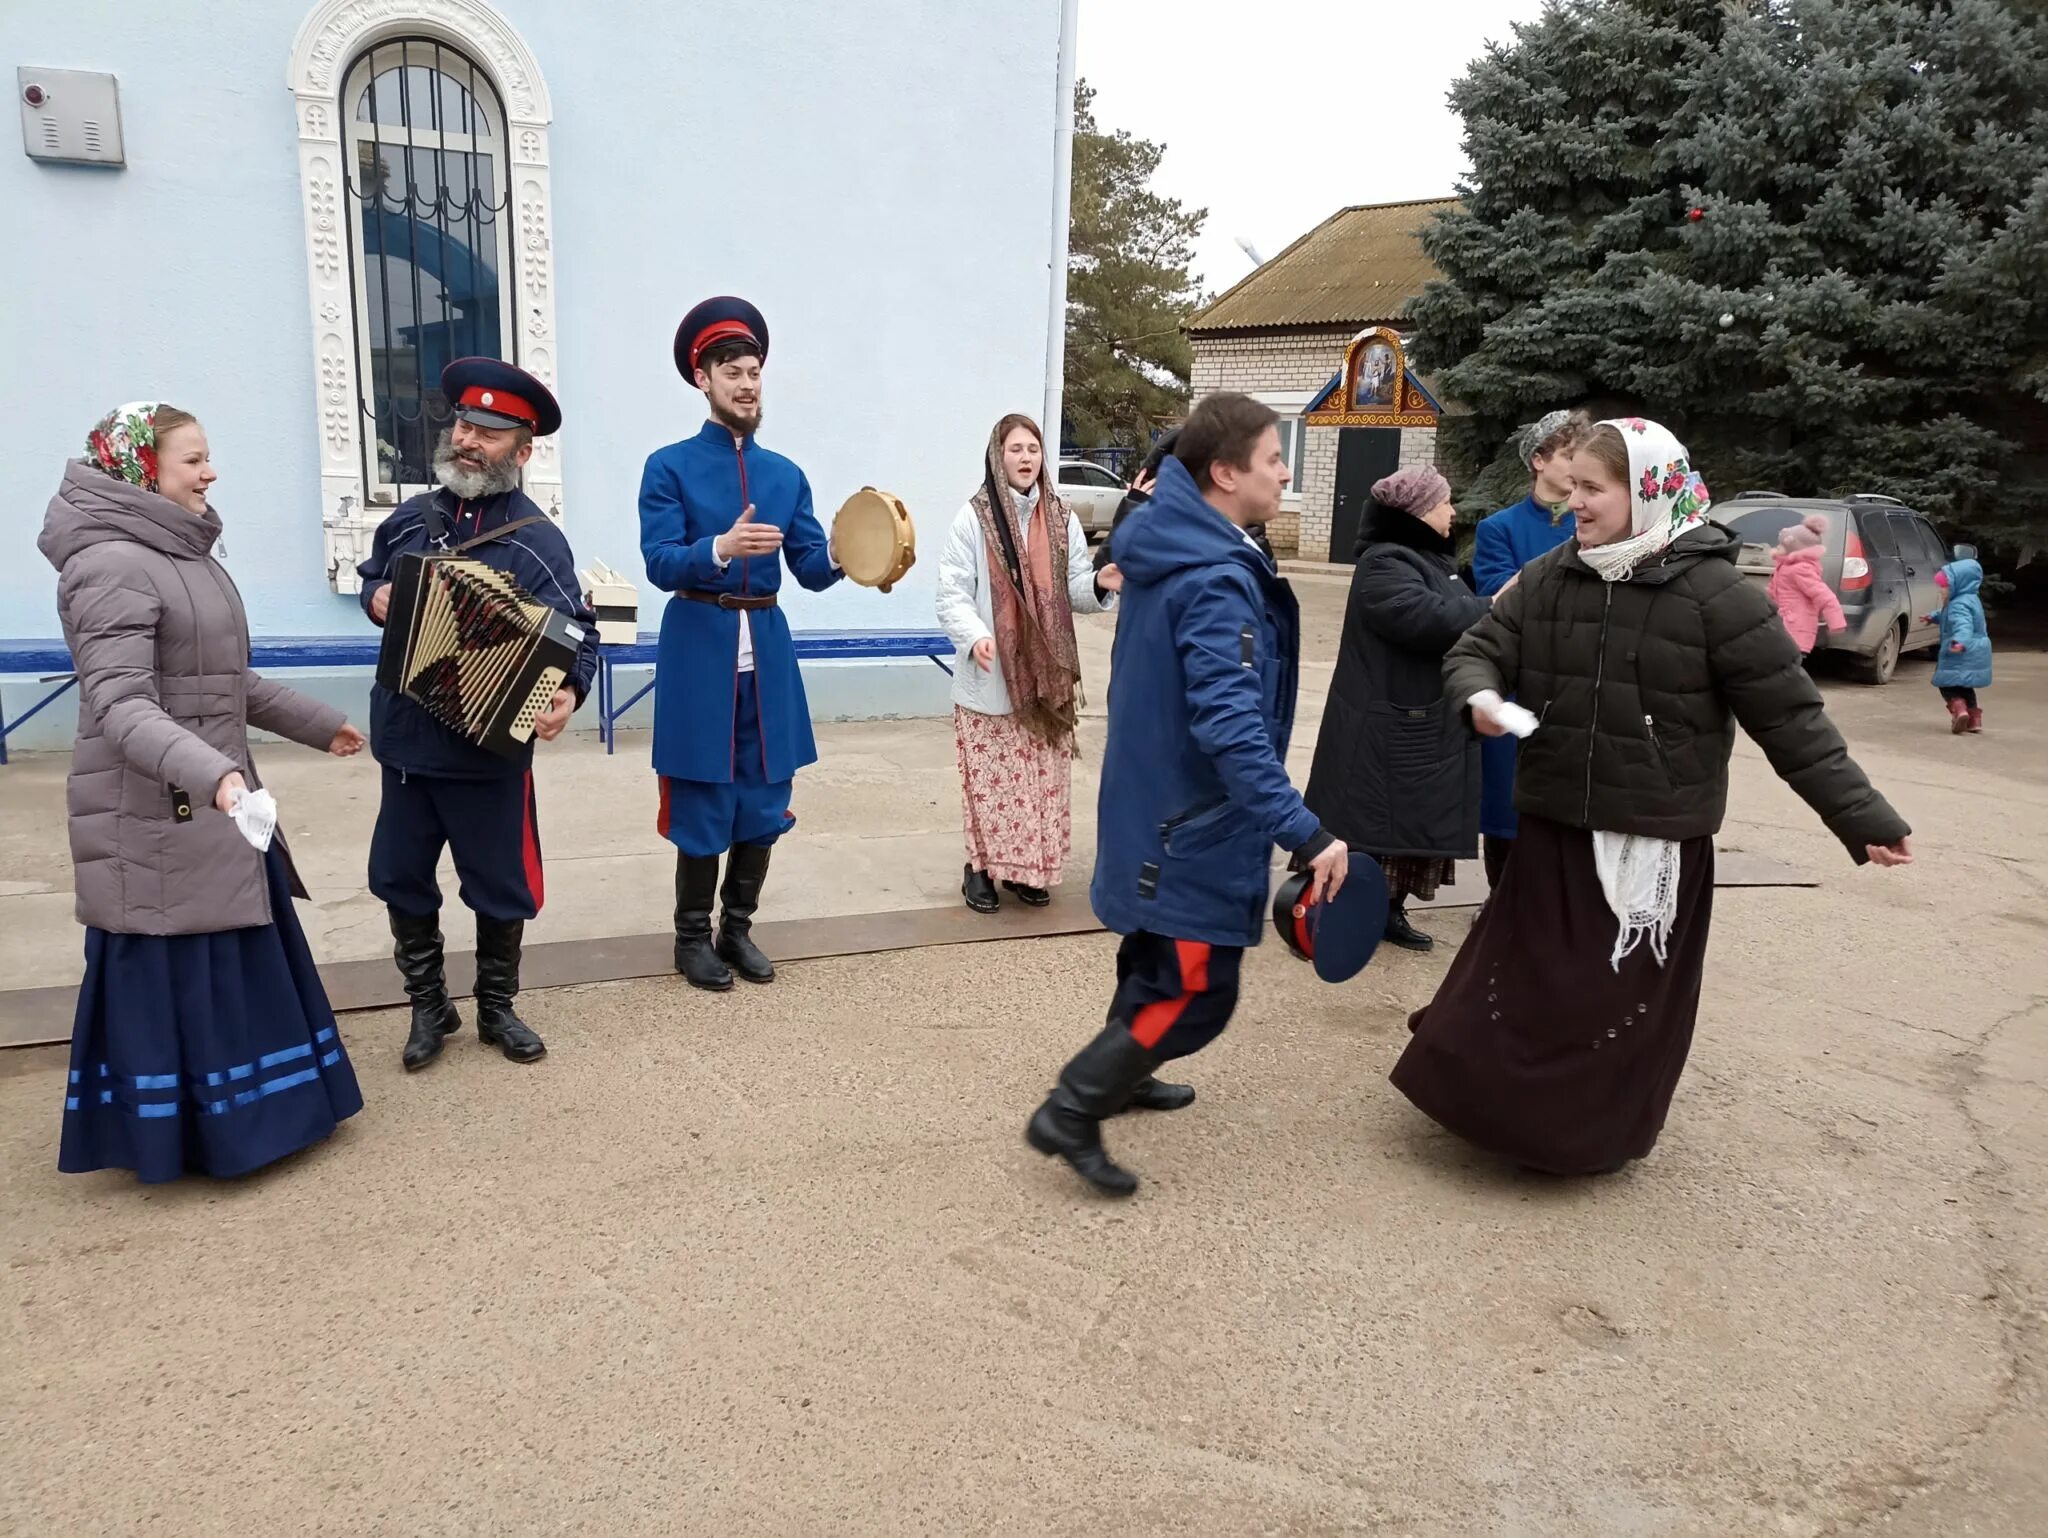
[1411,0,2048,558]
[1063,81,1206,450]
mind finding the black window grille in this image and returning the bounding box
[341,37,516,503]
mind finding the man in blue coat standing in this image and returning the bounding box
[1470,408,1584,887]
[358,358,599,1071]
[1025,393,1349,1198]
[640,298,842,991]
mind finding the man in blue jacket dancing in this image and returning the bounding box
[639,298,842,991]
[1025,393,1349,1197]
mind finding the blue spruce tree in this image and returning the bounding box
[1412,0,2048,557]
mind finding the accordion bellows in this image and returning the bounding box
[376,555,584,757]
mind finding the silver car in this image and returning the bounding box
[1057,459,1126,541]
[1723,493,1950,684]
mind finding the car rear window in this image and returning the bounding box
[1721,504,1841,548]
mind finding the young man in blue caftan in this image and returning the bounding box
[639,297,841,991]
[1470,408,1583,888]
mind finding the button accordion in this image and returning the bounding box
[375,555,584,757]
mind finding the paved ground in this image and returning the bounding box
[2,577,2044,1536]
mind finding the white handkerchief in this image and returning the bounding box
[228,787,278,852]
[1468,689,1539,739]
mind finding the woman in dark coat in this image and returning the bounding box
[1306,467,1490,951]
[1391,418,1914,1176]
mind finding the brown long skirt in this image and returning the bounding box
[1390,814,1715,1175]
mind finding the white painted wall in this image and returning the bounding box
[1,0,1061,650]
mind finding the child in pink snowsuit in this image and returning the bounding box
[1767,514,1847,656]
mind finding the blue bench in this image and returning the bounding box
[0,632,955,764]
[588,631,955,753]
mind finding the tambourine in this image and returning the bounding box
[833,488,916,593]
[1272,854,1391,983]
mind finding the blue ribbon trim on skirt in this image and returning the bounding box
[64,1028,342,1117]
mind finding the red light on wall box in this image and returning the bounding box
[22,83,48,107]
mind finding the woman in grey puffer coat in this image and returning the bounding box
[39,402,367,1183]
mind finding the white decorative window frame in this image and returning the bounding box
[288,0,561,594]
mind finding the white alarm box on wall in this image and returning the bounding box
[19,68,125,167]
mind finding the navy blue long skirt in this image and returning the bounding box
[58,847,364,1184]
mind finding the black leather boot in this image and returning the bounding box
[1124,1076,1196,1112]
[674,852,733,991]
[1384,904,1436,951]
[1001,880,1052,908]
[962,864,1000,913]
[715,842,776,984]
[1024,1024,1159,1197]
[390,908,462,1072]
[474,918,545,1063]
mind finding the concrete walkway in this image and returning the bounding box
[2,583,2044,1535]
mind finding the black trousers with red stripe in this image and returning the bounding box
[368,767,544,923]
[1111,931,1245,1064]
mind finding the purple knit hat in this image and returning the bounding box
[1371,465,1451,517]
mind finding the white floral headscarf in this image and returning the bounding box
[85,402,167,491]
[1574,420,1714,970]
[1577,417,1712,583]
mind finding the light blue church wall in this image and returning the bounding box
[2,0,1062,744]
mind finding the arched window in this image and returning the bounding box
[342,38,515,501]
[289,0,560,594]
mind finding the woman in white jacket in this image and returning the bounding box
[936,413,1120,912]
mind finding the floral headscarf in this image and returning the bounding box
[970,415,1081,749]
[1577,417,1712,583]
[85,402,167,491]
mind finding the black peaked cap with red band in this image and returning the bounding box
[1270,857,1391,984]
[674,296,769,387]
[441,357,562,437]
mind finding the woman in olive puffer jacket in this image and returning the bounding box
[1391,417,1913,1177]
[39,402,368,1183]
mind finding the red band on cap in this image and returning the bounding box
[458,384,538,425]
[1293,910,1314,958]
[690,319,760,374]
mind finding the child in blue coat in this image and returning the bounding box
[1926,558,1992,733]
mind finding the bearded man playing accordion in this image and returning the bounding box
[357,357,599,1072]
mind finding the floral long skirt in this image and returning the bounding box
[1378,855,1456,904]
[954,705,1073,888]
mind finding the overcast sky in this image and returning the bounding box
[1074,0,1551,294]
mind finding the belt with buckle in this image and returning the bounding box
[682,590,778,611]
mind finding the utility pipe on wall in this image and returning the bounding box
[1043,0,1080,448]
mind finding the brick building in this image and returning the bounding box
[1185,198,1456,560]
